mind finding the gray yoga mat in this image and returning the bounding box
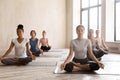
[28,61,57,66]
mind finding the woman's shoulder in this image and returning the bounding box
[83,38,91,43]
[82,38,89,41]
[71,38,88,42]
[71,38,77,42]
[12,38,17,42]
[35,38,39,40]
[40,37,43,40]
[24,38,29,42]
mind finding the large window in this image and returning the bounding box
[81,0,101,38]
[115,0,120,41]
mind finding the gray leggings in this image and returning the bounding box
[64,57,99,72]
[1,57,32,65]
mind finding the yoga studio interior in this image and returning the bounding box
[0,0,120,80]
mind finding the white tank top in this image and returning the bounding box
[12,38,29,58]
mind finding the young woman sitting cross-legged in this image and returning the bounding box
[0,24,36,65]
[60,25,104,72]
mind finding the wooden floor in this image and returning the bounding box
[0,49,120,80]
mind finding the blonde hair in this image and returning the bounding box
[88,29,94,39]
[96,29,100,34]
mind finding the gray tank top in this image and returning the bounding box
[70,38,91,59]
[92,42,97,50]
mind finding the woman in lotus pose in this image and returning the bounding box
[60,25,104,72]
[88,29,107,61]
[95,30,109,51]
[29,30,43,57]
[40,30,51,52]
[0,24,35,65]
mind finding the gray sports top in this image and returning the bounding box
[70,38,91,59]
[92,42,97,50]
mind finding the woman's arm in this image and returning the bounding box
[1,42,14,58]
[88,46,99,63]
[96,40,101,50]
[37,39,43,54]
[101,36,108,50]
[39,38,42,46]
[64,47,74,64]
[26,43,35,60]
[88,46,104,69]
[46,38,50,46]
[37,39,40,49]
[61,47,74,70]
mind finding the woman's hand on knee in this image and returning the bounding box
[98,62,104,69]
[0,56,4,61]
[60,63,66,71]
[72,61,81,67]
[40,49,43,55]
[0,57,3,61]
[32,55,36,60]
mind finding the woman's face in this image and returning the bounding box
[17,29,24,37]
[89,30,94,36]
[42,33,46,37]
[31,31,36,38]
[76,27,85,35]
[96,30,100,36]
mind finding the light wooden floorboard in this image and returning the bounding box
[0,49,120,80]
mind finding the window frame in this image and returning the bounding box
[114,0,120,41]
[81,0,101,34]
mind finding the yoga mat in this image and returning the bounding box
[41,51,68,58]
[102,54,120,62]
[54,62,120,75]
[41,53,63,57]
[28,61,57,66]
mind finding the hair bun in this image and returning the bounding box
[17,24,23,29]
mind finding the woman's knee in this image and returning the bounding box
[1,59,6,64]
[1,58,15,65]
[89,62,100,71]
[18,57,32,65]
[64,62,74,72]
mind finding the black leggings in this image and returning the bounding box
[64,57,99,72]
[41,46,51,51]
[87,50,105,60]
[1,57,32,65]
[32,51,41,57]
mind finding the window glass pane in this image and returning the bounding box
[81,0,101,39]
[82,0,89,8]
[90,0,98,6]
[89,8,97,31]
[116,2,120,40]
[99,0,101,4]
[82,10,88,38]
[116,0,120,3]
[99,7,101,30]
